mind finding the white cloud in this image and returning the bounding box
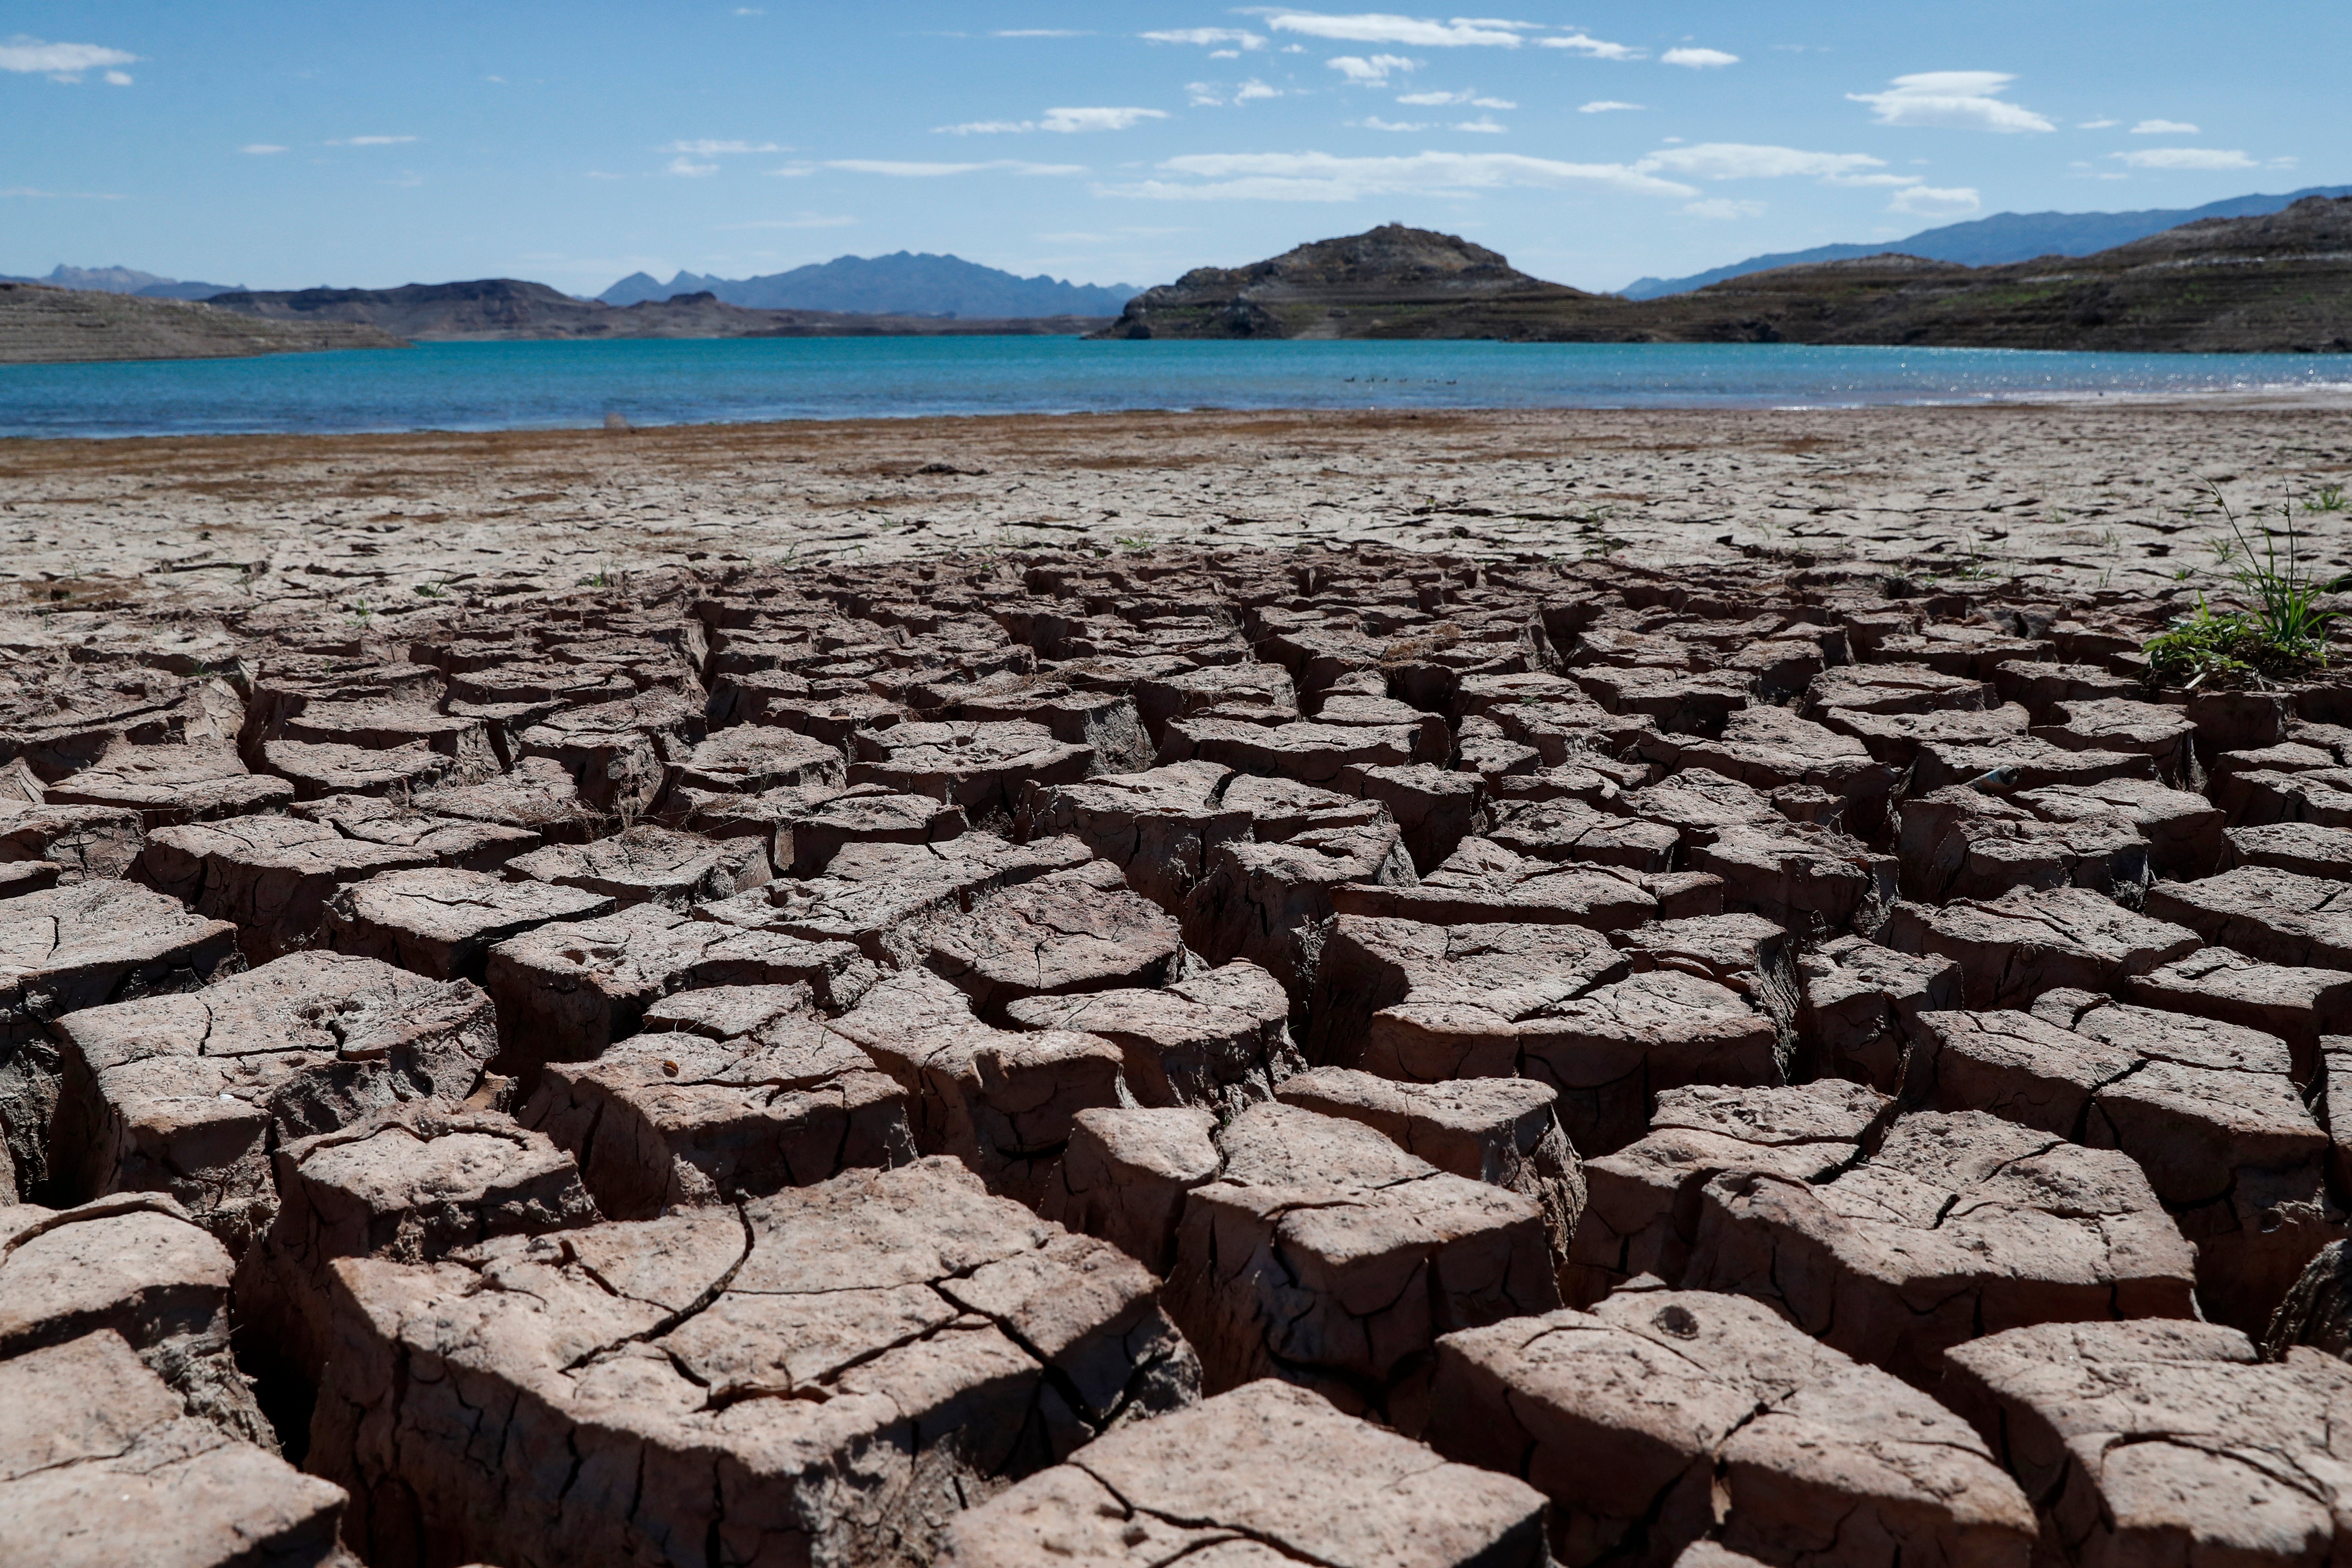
[1327,53,1417,83]
[2077,118,2118,130]
[331,135,420,146]
[1397,89,1514,106]
[2130,119,2199,135]
[820,159,1087,177]
[1044,106,1168,132]
[103,69,131,85]
[1187,81,1223,106]
[1888,184,1982,217]
[940,106,1169,134]
[1661,47,1738,68]
[666,155,718,177]
[241,143,288,155]
[1829,172,1924,187]
[1541,32,1640,60]
[1683,198,1764,219]
[1143,27,1265,48]
[1637,142,1887,181]
[0,39,138,81]
[1266,12,1527,47]
[734,6,763,13]
[1455,115,1505,133]
[1359,116,1428,131]
[1848,72,2054,133]
[664,139,785,156]
[1235,79,1283,102]
[1578,100,1641,113]
[2113,147,2256,170]
[1105,148,1698,201]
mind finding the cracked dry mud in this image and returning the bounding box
[7,405,2352,1565]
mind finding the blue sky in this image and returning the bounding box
[4,2,2344,295]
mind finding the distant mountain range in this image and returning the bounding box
[598,252,1138,317]
[0,264,244,301]
[1620,185,2352,298]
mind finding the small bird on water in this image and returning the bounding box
[1966,766,2023,794]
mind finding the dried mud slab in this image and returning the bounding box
[1005,958,1300,1114]
[927,861,1188,1019]
[942,1378,1549,1568]
[1944,1319,2352,1568]
[134,813,434,962]
[1878,885,2202,1009]
[50,951,501,1249]
[1682,1109,2196,1388]
[324,864,615,980]
[1162,1102,1560,1421]
[1913,989,2340,1331]
[0,878,239,1200]
[1428,1290,2034,1568]
[309,1158,1198,1568]
[521,1000,914,1218]
[0,1331,350,1568]
[0,1194,275,1449]
[234,1105,598,1386]
[1567,1081,1892,1308]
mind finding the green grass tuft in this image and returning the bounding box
[2145,480,2351,689]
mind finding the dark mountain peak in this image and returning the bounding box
[1179,224,1530,293]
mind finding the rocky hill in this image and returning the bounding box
[1098,201,2352,352]
[1103,223,1600,339]
[0,281,403,364]
[205,278,1111,342]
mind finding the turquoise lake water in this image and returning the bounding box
[1,335,2345,440]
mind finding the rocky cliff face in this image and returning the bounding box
[1096,203,2352,353]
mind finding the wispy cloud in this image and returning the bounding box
[1683,198,1764,219]
[0,185,126,199]
[241,143,289,155]
[329,134,420,146]
[2129,119,2199,135]
[1540,32,1640,60]
[1578,100,1641,113]
[2113,147,2256,170]
[1398,89,1514,107]
[1455,116,1505,133]
[2077,118,2118,130]
[1358,116,1428,131]
[719,214,859,229]
[1889,184,1981,217]
[380,171,424,188]
[103,69,131,85]
[1235,79,1283,102]
[1848,72,2054,133]
[0,38,137,82]
[1661,47,1738,68]
[664,139,785,156]
[1104,149,1698,201]
[1638,143,1886,181]
[666,155,718,177]
[938,106,1170,134]
[1263,12,1529,47]
[1328,54,1417,84]
[814,159,1088,177]
[1143,27,1265,49]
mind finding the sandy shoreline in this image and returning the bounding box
[1,401,2346,614]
